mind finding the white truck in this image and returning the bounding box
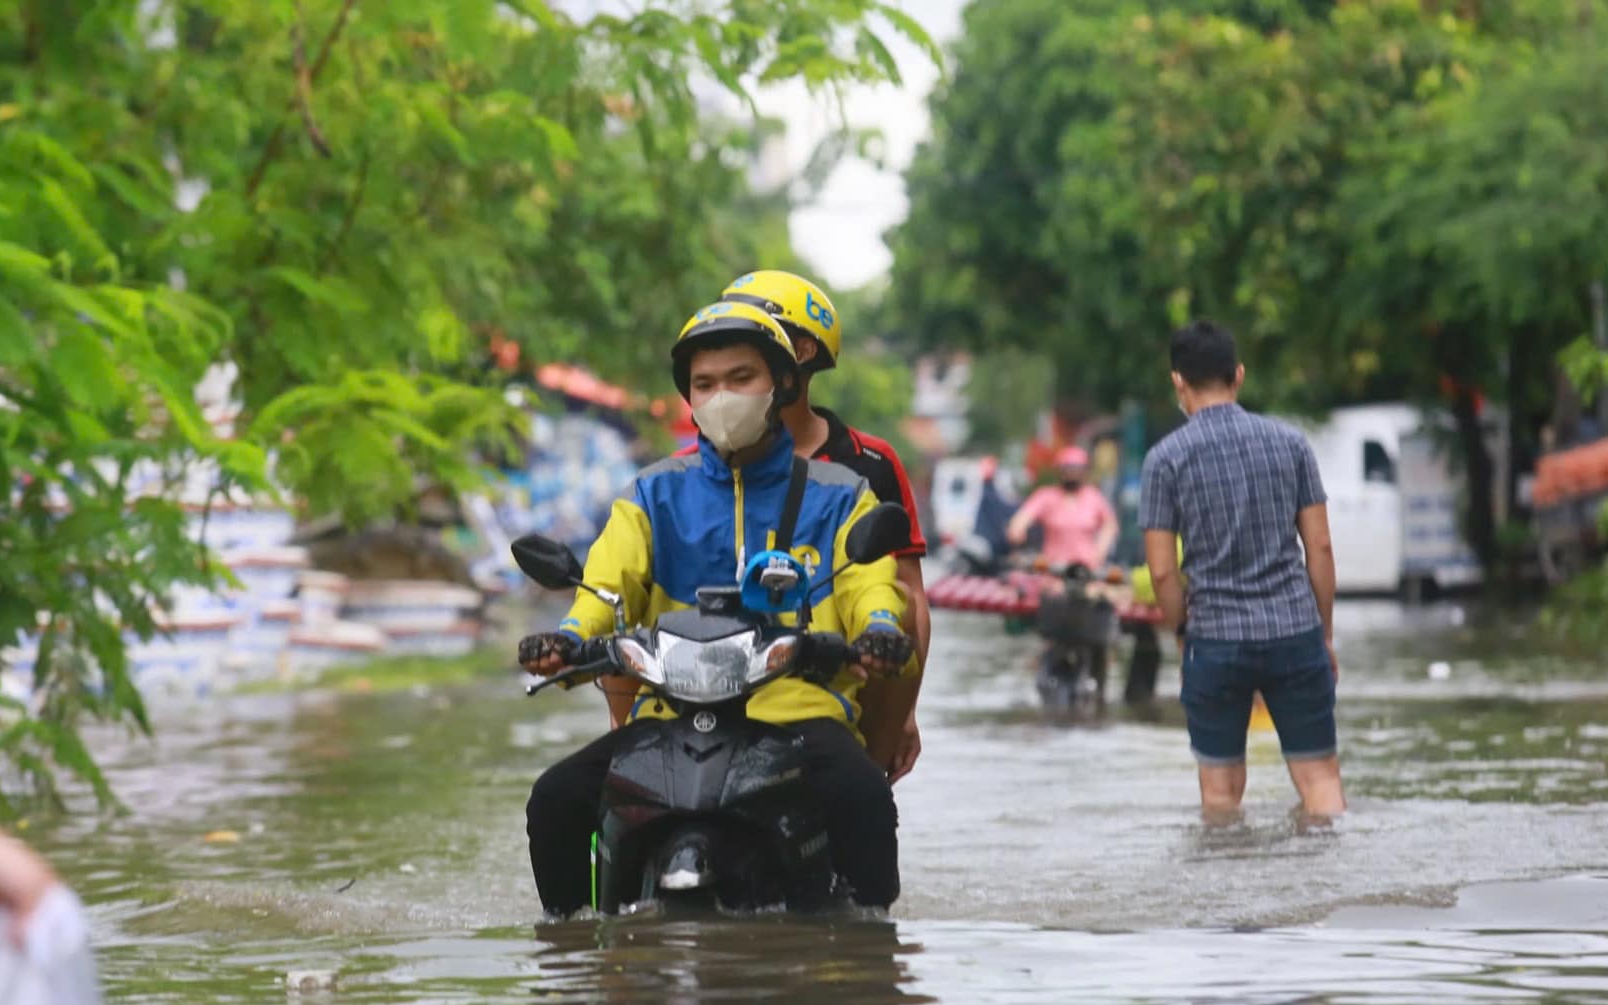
[1295,404,1502,595]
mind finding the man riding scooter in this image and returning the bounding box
[520,302,917,917]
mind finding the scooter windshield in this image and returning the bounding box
[656,632,757,703]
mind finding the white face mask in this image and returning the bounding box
[693,389,774,455]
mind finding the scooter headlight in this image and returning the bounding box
[615,637,663,685]
[656,633,754,702]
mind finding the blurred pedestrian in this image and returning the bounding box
[0,830,100,1004]
[970,456,1018,564]
[1139,320,1345,823]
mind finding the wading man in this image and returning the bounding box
[1140,320,1346,822]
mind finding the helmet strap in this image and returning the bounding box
[764,363,798,408]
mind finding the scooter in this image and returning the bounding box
[511,503,911,915]
[1031,564,1116,712]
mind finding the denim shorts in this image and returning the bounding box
[1180,626,1337,764]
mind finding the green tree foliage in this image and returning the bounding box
[0,0,931,811]
[961,348,1054,453]
[889,0,1608,563]
[0,211,267,812]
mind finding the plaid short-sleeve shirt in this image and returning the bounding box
[1139,403,1326,642]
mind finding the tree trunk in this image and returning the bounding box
[1451,387,1496,570]
[23,0,42,63]
[1505,330,1533,520]
[1433,321,1497,571]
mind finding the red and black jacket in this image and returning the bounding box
[811,408,926,559]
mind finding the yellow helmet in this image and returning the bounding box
[721,270,841,373]
[671,301,801,404]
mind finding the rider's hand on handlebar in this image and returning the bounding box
[852,628,913,679]
[518,632,577,677]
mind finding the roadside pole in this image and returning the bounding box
[1116,399,1146,566]
[1594,281,1608,430]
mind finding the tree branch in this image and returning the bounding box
[293,1,333,158]
[22,0,41,64]
[410,160,451,224]
[245,0,359,196]
[317,150,371,272]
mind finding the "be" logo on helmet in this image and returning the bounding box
[805,291,835,331]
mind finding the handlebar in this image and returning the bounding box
[523,657,613,696]
[799,632,854,685]
[800,632,906,682]
[576,636,612,665]
[522,636,618,696]
[521,629,883,698]
[1001,554,1118,583]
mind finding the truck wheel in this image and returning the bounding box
[1399,576,1440,604]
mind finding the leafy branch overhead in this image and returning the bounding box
[0,0,934,812]
[891,0,1608,418]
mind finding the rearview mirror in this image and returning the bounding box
[511,534,584,590]
[844,503,911,566]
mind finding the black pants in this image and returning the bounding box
[526,717,899,916]
[1125,624,1161,704]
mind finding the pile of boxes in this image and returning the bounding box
[1,364,487,702]
[467,412,641,592]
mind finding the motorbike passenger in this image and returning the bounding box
[1006,446,1119,573]
[676,270,932,783]
[521,302,916,917]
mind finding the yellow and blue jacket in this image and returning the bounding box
[557,431,911,734]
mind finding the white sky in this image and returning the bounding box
[553,0,969,291]
[753,1,968,290]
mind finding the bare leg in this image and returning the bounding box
[1198,762,1247,825]
[1286,755,1346,819]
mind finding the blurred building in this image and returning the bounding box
[905,352,972,457]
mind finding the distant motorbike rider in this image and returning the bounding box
[1007,446,1119,571]
[520,302,917,916]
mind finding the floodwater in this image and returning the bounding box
[30,599,1608,1003]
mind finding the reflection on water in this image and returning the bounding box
[528,916,936,1005]
[83,885,1608,1004]
[31,600,1608,1002]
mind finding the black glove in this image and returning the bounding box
[1063,562,1094,584]
[852,628,913,676]
[518,631,577,669]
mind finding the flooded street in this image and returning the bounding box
[33,600,1608,1002]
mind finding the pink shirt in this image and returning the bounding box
[1016,485,1115,568]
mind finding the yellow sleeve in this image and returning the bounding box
[558,497,653,640]
[830,489,916,677]
[1130,539,1184,605]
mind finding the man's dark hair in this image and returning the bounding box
[1170,320,1239,389]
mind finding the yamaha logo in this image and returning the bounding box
[692,711,718,734]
